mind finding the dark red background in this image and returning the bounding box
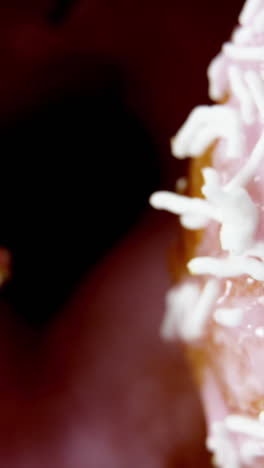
[0,1,243,467]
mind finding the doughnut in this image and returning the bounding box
[150,0,264,466]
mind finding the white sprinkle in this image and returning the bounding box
[253,8,264,33]
[207,54,227,101]
[151,167,258,256]
[255,326,264,337]
[175,176,188,193]
[202,166,220,187]
[160,283,200,340]
[149,191,214,217]
[223,43,264,61]
[180,212,209,230]
[213,308,244,328]
[257,296,264,305]
[206,421,240,468]
[171,105,243,160]
[228,65,255,125]
[239,0,263,26]
[185,279,220,340]
[232,25,253,44]
[226,414,264,439]
[217,280,233,305]
[245,70,264,121]
[216,188,257,254]
[202,169,258,254]
[149,191,218,224]
[161,280,219,341]
[241,440,264,465]
[188,255,264,281]
[188,125,220,156]
[226,133,264,189]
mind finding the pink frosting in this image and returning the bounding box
[174,2,264,465]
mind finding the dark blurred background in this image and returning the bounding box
[0,0,243,326]
[0,2,244,467]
